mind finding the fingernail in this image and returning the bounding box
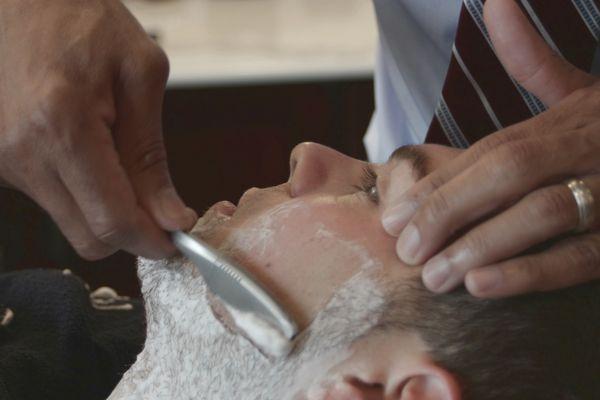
[382,201,418,235]
[159,189,194,227]
[396,223,421,263]
[468,268,503,295]
[422,256,451,291]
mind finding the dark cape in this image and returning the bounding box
[0,269,145,400]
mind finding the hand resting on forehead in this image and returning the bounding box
[109,143,600,400]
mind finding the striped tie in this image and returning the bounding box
[426,0,600,147]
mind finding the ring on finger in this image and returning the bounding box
[565,178,596,233]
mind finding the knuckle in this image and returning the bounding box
[570,86,594,105]
[2,84,80,163]
[474,134,501,154]
[37,80,72,111]
[125,139,169,176]
[488,141,540,181]
[73,241,115,261]
[425,172,447,193]
[589,83,600,102]
[29,83,84,153]
[413,173,446,204]
[521,260,553,291]
[461,232,491,259]
[470,130,512,158]
[443,234,489,275]
[563,86,600,126]
[37,81,81,127]
[421,190,452,225]
[568,237,600,276]
[1,121,39,157]
[91,215,136,247]
[139,43,170,84]
[580,123,600,152]
[585,89,600,113]
[527,187,576,226]
[519,51,562,87]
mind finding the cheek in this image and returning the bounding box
[224,199,386,268]
[218,198,398,326]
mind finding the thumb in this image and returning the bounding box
[484,0,597,106]
[115,46,197,232]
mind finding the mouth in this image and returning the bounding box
[195,182,292,238]
[237,183,292,209]
[192,200,237,238]
[212,200,237,217]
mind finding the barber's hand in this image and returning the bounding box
[381,0,600,298]
[0,0,197,260]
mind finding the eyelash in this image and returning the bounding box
[356,165,379,204]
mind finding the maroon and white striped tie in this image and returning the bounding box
[426,0,600,147]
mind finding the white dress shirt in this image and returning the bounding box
[365,0,463,162]
[364,0,600,162]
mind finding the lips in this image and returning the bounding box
[237,183,292,209]
[192,201,237,238]
[211,200,237,217]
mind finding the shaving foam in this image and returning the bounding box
[113,257,388,400]
[224,304,295,359]
[314,224,379,270]
[222,201,305,258]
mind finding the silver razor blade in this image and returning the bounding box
[171,231,298,341]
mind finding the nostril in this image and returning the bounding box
[289,142,330,198]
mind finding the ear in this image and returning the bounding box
[323,363,460,400]
[321,380,385,400]
[484,0,596,106]
[396,365,461,400]
[321,333,460,400]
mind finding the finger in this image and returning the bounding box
[422,175,600,293]
[114,42,197,232]
[381,2,600,237]
[26,172,118,260]
[380,89,600,237]
[395,132,598,265]
[382,116,543,235]
[484,0,597,106]
[56,123,176,259]
[465,232,600,298]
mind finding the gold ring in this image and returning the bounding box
[566,178,595,233]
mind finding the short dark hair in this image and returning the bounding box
[374,279,600,400]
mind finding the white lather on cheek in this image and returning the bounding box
[222,201,307,258]
[314,224,381,270]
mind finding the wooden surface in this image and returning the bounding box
[0,79,374,296]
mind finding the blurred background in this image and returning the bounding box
[0,0,377,296]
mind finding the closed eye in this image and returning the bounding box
[354,165,379,205]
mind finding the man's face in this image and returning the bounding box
[195,143,460,328]
[110,143,461,400]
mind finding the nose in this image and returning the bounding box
[289,142,360,197]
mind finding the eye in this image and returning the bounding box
[356,165,379,204]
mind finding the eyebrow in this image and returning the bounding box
[387,145,430,180]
